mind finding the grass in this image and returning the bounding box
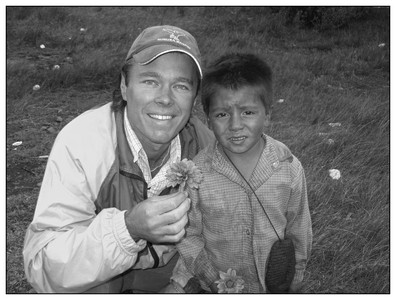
[6,6,390,293]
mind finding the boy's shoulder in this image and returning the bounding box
[192,138,217,169]
[265,135,294,163]
[265,134,304,176]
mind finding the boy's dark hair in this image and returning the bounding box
[201,53,273,116]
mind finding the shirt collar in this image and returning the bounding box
[124,109,144,163]
[123,108,182,186]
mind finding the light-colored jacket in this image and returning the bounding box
[23,102,213,293]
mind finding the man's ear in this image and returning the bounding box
[120,74,127,100]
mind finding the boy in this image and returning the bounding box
[169,53,312,293]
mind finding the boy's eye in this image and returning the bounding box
[215,112,228,118]
[243,111,255,116]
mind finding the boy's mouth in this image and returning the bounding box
[230,136,246,143]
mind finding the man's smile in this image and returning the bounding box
[148,114,174,120]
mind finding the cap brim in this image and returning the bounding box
[133,45,202,79]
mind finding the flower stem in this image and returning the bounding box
[178,182,186,193]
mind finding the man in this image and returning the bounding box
[23,25,213,293]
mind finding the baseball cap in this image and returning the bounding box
[125,25,202,78]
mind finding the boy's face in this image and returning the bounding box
[208,86,270,158]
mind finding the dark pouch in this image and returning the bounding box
[265,237,296,293]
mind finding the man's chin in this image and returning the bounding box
[149,133,178,145]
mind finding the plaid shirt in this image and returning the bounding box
[123,109,181,197]
[174,135,312,293]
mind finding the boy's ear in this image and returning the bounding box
[263,111,271,127]
[207,117,212,129]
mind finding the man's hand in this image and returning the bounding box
[124,191,190,244]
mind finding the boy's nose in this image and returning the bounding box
[230,114,243,131]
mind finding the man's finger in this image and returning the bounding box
[162,213,189,235]
[150,192,188,215]
[158,197,190,224]
[160,228,186,244]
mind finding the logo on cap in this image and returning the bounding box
[158,28,191,50]
[163,28,186,43]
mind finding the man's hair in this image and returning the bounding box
[201,53,273,116]
[112,56,201,112]
[111,61,133,112]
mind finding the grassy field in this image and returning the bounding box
[6,6,390,293]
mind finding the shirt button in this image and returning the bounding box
[246,229,250,235]
[272,161,279,169]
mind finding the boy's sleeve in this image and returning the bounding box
[285,158,313,286]
[172,186,219,290]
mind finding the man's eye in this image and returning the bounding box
[143,80,158,86]
[174,84,190,91]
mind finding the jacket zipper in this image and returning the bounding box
[119,169,160,268]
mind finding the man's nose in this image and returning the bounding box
[155,85,174,105]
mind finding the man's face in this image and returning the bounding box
[208,86,270,159]
[125,52,198,148]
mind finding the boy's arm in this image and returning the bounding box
[285,158,313,291]
[172,186,219,292]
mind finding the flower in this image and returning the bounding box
[33,84,41,91]
[215,268,245,293]
[40,44,45,49]
[277,99,285,103]
[329,169,341,180]
[52,65,60,70]
[326,138,335,145]
[378,43,386,48]
[166,158,203,191]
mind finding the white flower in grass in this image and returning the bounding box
[52,65,60,70]
[329,122,341,127]
[326,138,335,145]
[378,43,386,48]
[80,28,86,32]
[40,44,45,49]
[33,84,41,91]
[329,169,341,180]
[12,141,22,147]
[277,99,285,103]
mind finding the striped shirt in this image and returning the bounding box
[123,109,181,197]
